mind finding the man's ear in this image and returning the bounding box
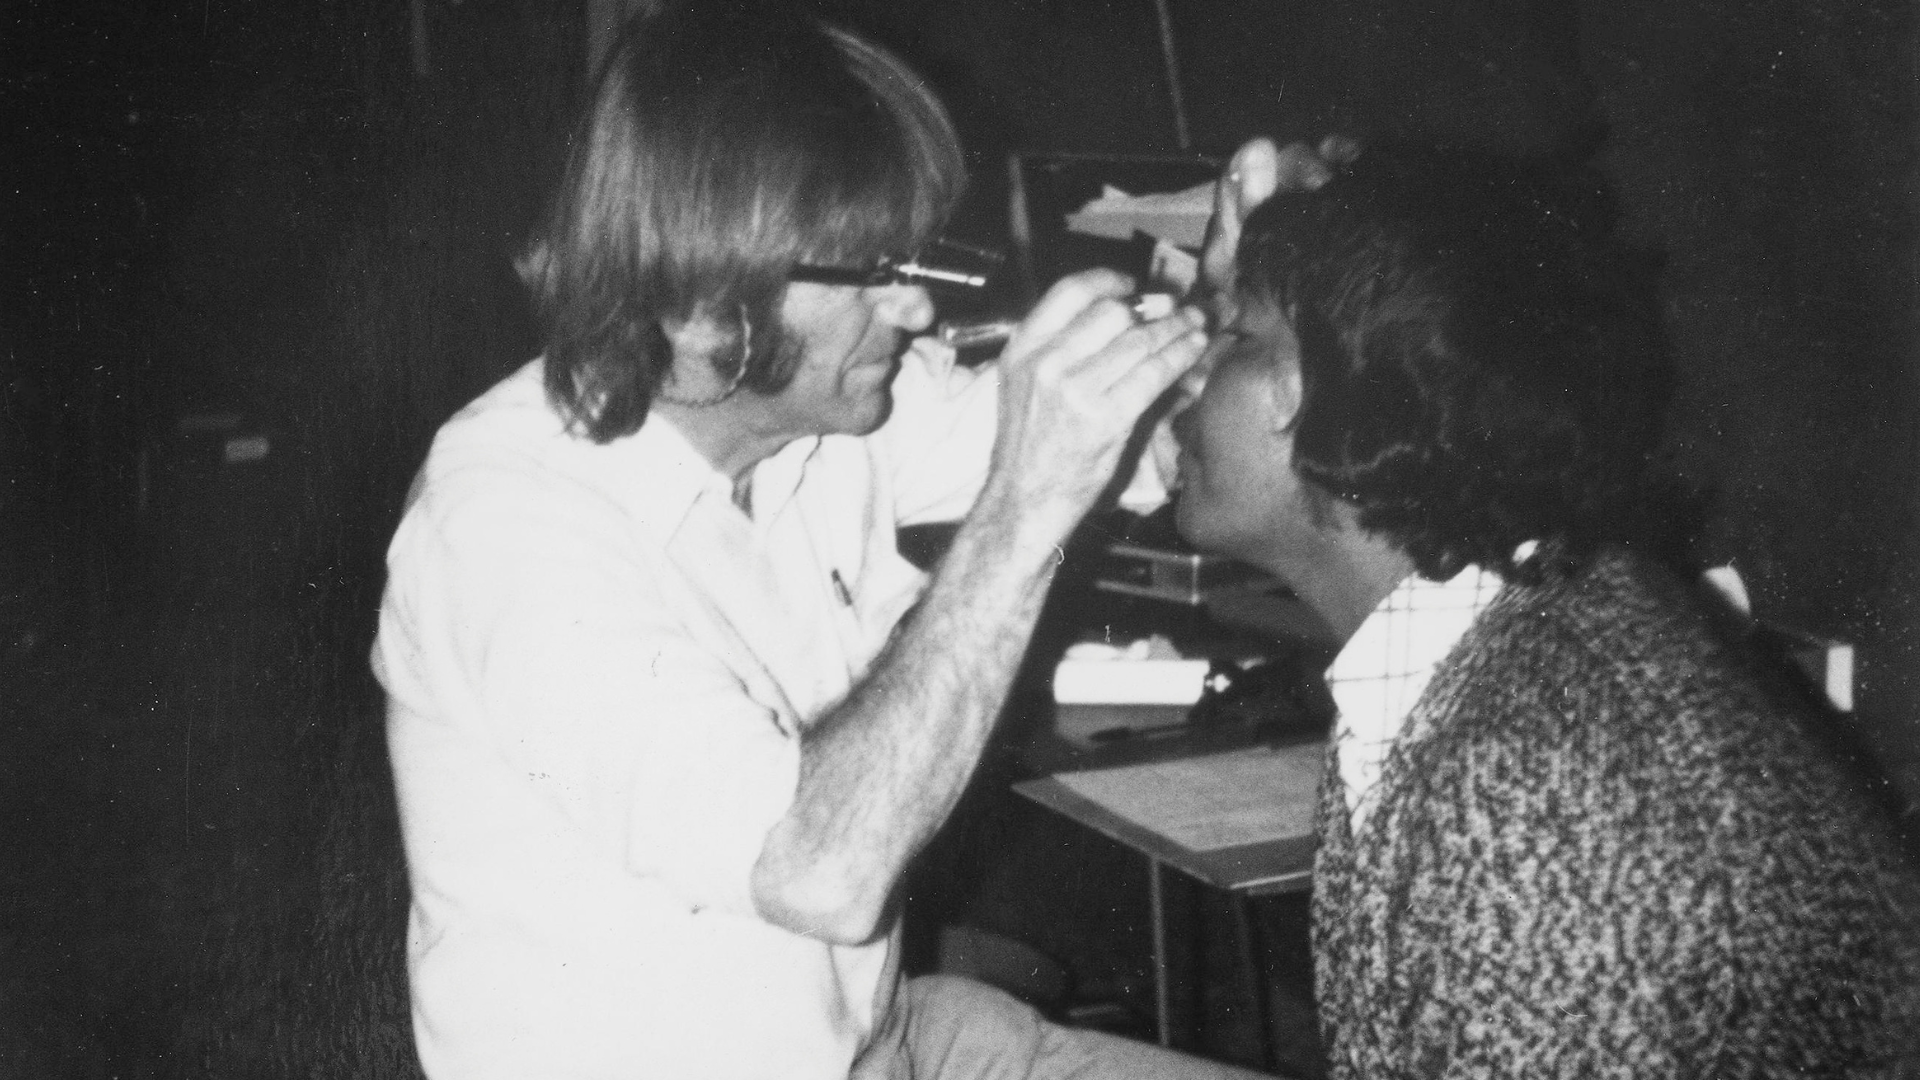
[659,313,738,390]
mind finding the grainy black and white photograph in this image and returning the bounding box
[6,1,1917,1077]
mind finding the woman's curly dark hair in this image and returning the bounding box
[1237,142,1696,583]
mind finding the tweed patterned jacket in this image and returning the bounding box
[1312,548,1920,1078]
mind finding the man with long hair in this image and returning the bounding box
[371,4,1274,1078]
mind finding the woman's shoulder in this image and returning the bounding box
[1445,547,1910,870]
[1454,548,1764,725]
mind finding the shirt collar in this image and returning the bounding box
[612,411,823,541]
[1327,563,1505,825]
[1326,564,1504,704]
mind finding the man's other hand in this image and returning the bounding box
[1199,136,1359,307]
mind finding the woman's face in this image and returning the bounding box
[1171,295,1309,569]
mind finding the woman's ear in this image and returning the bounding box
[1267,323,1306,436]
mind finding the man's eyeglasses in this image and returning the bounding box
[788,238,1001,290]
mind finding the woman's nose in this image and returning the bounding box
[1168,336,1225,416]
[1170,390,1199,452]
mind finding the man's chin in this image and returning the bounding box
[847,389,894,437]
[850,354,905,434]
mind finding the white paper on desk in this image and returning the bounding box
[1054,744,1322,852]
[1064,182,1214,249]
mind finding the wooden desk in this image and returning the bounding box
[1013,738,1323,1055]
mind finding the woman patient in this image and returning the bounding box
[1174,142,1919,1076]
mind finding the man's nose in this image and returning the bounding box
[870,284,934,334]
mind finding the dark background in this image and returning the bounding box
[4,0,1914,1075]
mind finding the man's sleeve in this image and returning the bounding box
[878,337,1178,527]
[880,338,1001,527]
[382,467,799,918]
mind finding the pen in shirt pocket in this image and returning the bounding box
[830,570,854,607]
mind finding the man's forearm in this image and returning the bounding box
[749,488,1063,943]
[751,273,1206,944]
